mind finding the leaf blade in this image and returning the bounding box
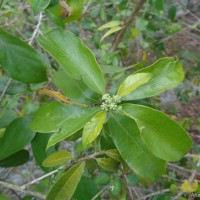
[38,29,105,94]
[46,162,85,200]
[121,103,192,161]
[82,111,107,148]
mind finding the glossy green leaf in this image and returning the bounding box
[96,158,118,172]
[0,150,29,167]
[32,133,55,171]
[30,102,81,133]
[0,117,35,160]
[108,114,166,179]
[46,162,85,200]
[38,29,105,94]
[105,149,121,162]
[0,76,28,94]
[123,57,184,100]
[117,73,152,97]
[42,150,72,167]
[98,21,123,31]
[101,26,122,42]
[121,104,192,161]
[0,29,47,84]
[30,0,51,13]
[47,107,100,149]
[82,111,107,148]
[0,108,18,128]
[53,70,101,104]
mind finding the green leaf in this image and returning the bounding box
[47,107,100,148]
[0,76,28,94]
[121,104,192,161]
[38,29,105,94]
[117,73,152,97]
[101,26,122,42]
[0,117,35,160]
[96,158,119,172]
[53,70,101,104]
[82,111,107,148]
[0,108,18,128]
[108,114,166,179]
[73,176,100,200]
[63,0,83,23]
[46,162,85,200]
[42,150,72,167]
[154,0,166,12]
[98,21,123,31]
[0,150,29,167]
[29,0,51,13]
[105,149,121,162]
[123,57,184,100]
[31,133,56,171]
[30,102,81,133]
[168,5,177,21]
[0,29,47,84]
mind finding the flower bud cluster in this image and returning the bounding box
[101,94,122,112]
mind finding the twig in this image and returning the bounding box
[91,186,109,200]
[0,180,46,199]
[140,189,170,199]
[28,12,43,45]
[0,78,12,102]
[111,0,145,51]
[22,151,106,189]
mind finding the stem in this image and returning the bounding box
[111,0,146,51]
[0,180,46,199]
[0,78,12,102]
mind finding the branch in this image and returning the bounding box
[22,151,106,189]
[0,180,46,199]
[28,12,43,45]
[140,189,170,199]
[111,0,145,51]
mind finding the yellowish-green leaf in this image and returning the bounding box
[117,73,152,97]
[98,21,123,31]
[96,158,118,172]
[82,111,107,148]
[46,162,85,200]
[101,26,122,42]
[105,149,121,162]
[180,180,198,193]
[42,150,72,168]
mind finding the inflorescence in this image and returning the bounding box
[101,94,122,112]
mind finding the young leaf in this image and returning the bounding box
[46,162,85,200]
[180,180,198,193]
[53,70,101,104]
[117,73,152,97]
[121,104,192,161]
[96,158,118,172]
[30,102,81,133]
[42,150,72,167]
[123,57,184,100]
[82,111,107,148]
[0,150,29,168]
[47,107,100,149]
[108,114,166,179]
[38,29,105,94]
[29,0,51,14]
[105,149,121,162]
[0,117,35,160]
[101,26,122,42]
[0,29,47,84]
[98,21,123,31]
